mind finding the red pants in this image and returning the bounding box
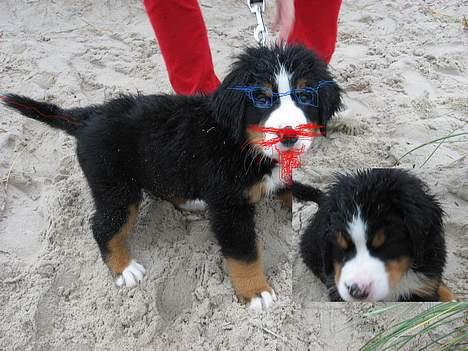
[144,0,342,95]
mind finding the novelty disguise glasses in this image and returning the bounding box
[228,80,336,108]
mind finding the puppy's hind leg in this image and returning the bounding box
[92,187,145,288]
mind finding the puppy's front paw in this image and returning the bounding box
[248,289,278,311]
[226,257,277,311]
[115,260,146,288]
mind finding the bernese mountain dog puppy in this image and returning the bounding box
[2,44,342,310]
[293,168,456,302]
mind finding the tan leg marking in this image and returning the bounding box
[277,190,292,209]
[246,181,267,204]
[385,256,412,288]
[226,248,271,301]
[438,282,457,301]
[106,205,139,274]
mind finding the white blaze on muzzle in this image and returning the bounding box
[337,208,390,301]
[261,65,312,159]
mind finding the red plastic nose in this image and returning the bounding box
[277,126,298,146]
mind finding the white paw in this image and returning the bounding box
[178,199,207,212]
[115,260,146,288]
[248,290,277,311]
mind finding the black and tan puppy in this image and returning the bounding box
[2,44,342,310]
[294,169,456,302]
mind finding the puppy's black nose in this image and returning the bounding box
[347,283,370,300]
[278,126,298,147]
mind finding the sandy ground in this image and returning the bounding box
[0,0,466,350]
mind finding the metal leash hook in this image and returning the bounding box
[247,0,268,46]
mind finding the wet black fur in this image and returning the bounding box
[2,44,342,270]
[295,169,447,301]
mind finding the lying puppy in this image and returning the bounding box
[2,44,342,310]
[293,169,456,302]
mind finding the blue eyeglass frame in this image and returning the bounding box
[227,80,336,108]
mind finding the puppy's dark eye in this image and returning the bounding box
[294,90,317,106]
[252,89,272,108]
[254,92,267,103]
[297,92,310,103]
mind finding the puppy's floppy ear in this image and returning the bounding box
[322,235,335,278]
[402,190,444,269]
[318,82,343,135]
[210,66,250,143]
[405,220,426,267]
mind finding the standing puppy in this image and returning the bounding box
[2,44,342,310]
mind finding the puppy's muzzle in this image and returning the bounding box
[346,282,371,300]
[277,126,299,147]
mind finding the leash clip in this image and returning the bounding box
[247,0,268,46]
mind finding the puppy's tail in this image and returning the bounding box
[292,182,323,205]
[1,94,90,136]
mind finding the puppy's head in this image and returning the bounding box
[324,169,444,301]
[211,44,342,159]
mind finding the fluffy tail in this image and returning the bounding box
[1,94,89,136]
[292,182,323,205]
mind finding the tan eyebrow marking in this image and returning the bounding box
[262,82,273,96]
[296,78,307,89]
[337,232,349,250]
[372,230,386,248]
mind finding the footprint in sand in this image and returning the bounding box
[390,58,436,99]
[156,258,197,322]
[400,69,436,99]
[33,264,85,347]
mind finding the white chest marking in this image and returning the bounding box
[263,166,285,195]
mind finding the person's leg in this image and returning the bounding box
[288,0,342,64]
[144,0,220,95]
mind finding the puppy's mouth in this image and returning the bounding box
[338,266,390,302]
[248,124,322,159]
[248,124,321,149]
[246,124,322,184]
